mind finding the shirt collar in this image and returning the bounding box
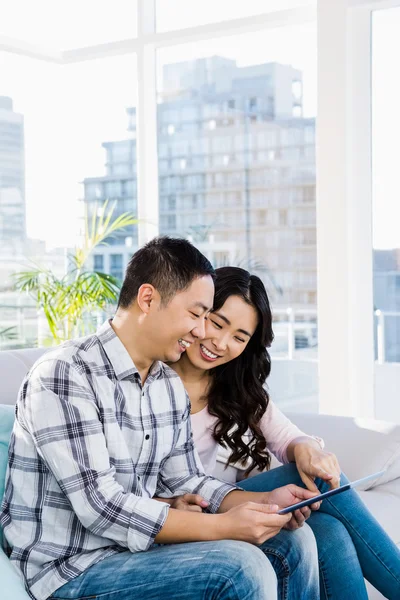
[96,320,163,381]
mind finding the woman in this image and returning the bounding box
[171,266,400,600]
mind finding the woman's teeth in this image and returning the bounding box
[200,344,218,359]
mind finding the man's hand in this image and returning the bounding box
[220,502,292,545]
[294,441,341,493]
[267,484,321,530]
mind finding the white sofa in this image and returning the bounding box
[2,348,400,599]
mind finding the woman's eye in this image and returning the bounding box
[235,337,245,343]
[211,320,222,329]
[191,312,200,318]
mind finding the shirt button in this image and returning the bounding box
[138,475,141,480]
[145,434,150,440]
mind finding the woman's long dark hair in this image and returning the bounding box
[207,266,274,475]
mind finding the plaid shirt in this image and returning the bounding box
[1,321,236,600]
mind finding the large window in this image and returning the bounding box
[372,5,400,421]
[157,23,318,385]
[372,6,400,366]
[0,0,138,50]
[156,0,315,31]
[1,0,321,414]
[0,51,137,348]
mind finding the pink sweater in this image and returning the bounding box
[191,400,322,475]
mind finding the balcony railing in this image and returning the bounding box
[1,304,399,365]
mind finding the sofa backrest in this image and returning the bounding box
[0,348,48,406]
[0,348,48,547]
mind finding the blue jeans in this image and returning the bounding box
[240,463,400,600]
[50,530,319,600]
[260,521,319,600]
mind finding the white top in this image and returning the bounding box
[191,400,323,475]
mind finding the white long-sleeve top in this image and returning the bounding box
[191,399,323,475]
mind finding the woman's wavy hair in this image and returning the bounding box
[207,266,274,476]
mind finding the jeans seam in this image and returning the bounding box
[325,496,400,586]
[318,555,332,600]
[263,547,290,600]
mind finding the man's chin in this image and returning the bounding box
[164,351,182,364]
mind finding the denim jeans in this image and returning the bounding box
[260,521,319,600]
[50,528,319,600]
[240,463,400,600]
[50,540,278,600]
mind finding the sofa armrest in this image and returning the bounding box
[0,546,31,600]
[285,413,400,490]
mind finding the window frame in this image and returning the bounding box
[4,0,397,416]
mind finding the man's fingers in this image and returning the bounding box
[299,506,311,519]
[247,502,279,513]
[289,484,320,501]
[294,509,306,525]
[246,502,292,526]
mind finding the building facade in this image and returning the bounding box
[0,96,25,245]
[83,58,316,309]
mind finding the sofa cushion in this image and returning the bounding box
[0,546,30,600]
[0,404,14,501]
[0,348,47,405]
[0,404,15,546]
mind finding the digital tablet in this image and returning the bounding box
[277,469,386,515]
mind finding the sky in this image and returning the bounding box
[0,0,397,250]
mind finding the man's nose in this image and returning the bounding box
[192,318,206,340]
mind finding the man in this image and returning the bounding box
[1,237,319,600]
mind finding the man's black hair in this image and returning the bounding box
[118,236,215,308]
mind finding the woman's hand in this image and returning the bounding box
[293,440,341,493]
[169,494,209,512]
[267,484,321,530]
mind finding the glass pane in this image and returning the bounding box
[156,0,315,32]
[372,7,400,421]
[372,7,400,365]
[157,23,318,412]
[0,52,137,348]
[0,0,137,51]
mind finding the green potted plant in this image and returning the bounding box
[14,201,137,345]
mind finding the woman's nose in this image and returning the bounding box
[212,336,228,351]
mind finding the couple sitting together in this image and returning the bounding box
[2,236,400,600]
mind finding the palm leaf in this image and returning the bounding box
[13,199,135,344]
[0,326,18,341]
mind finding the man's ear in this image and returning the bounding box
[136,284,157,314]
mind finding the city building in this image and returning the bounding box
[83,58,316,310]
[0,96,25,245]
[0,239,67,349]
[83,136,138,280]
